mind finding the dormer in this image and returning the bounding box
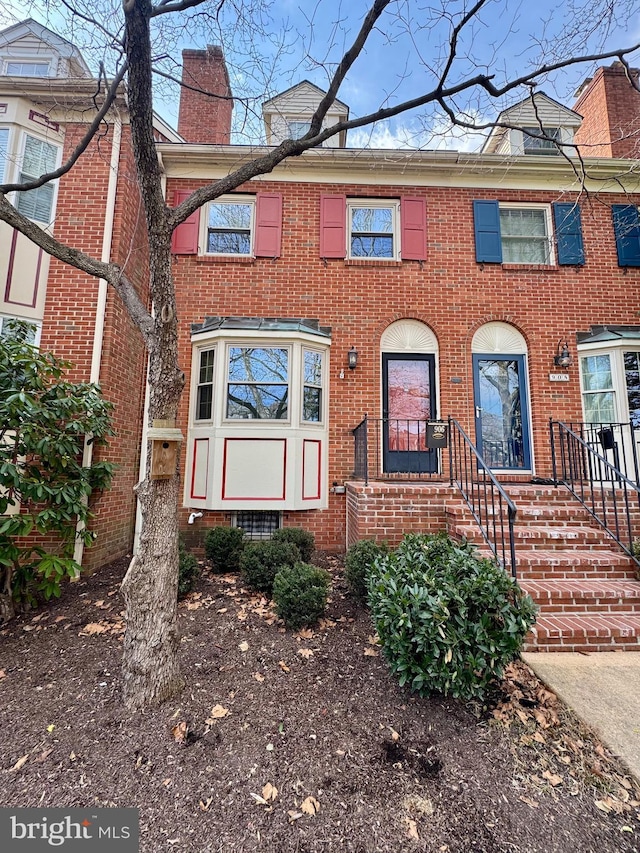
[262,81,349,148]
[482,92,582,156]
[0,19,91,80]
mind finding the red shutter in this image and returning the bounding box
[254,192,283,257]
[400,196,427,261]
[319,194,346,258]
[171,189,200,254]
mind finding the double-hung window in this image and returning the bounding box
[302,349,323,422]
[16,134,58,223]
[195,349,215,421]
[206,197,254,255]
[499,205,553,264]
[348,200,399,260]
[581,354,616,422]
[226,346,289,420]
[287,120,311,140]
[522,126,561,155]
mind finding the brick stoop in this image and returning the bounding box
[447,484,640,653]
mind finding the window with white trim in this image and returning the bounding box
[0,316,41,345]
[195,348,215,421]
[206,196,255,255]
[226,346,289,420]
[581,354,616,422]
[522,126,561,155]
[16,134,58,223]
[4,61,50,77]
[302,349,323,422]
[499,205,553,265]
[287,120,311,139]
[232,511,282,539]
[0,127,8,182]
[348,200,399,260]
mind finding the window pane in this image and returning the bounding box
[228,347,288,383]
[351,207,393,233]
[16,180,54,222]
[227,384,288,419]
[6,62,49,77]
[581,355,613,391]
[196,384,213,420]
[304,350,322,385]
[500,208,547,237]
[199,349,214,384]
[351,235,394,257]
[523,127,560,153]
[0,318,38,344]
[0,129,8,182]
[209,203,252,230]
[288,121,310,139]
[501,237,548,264]
[207,231,250,254]
[303,387,321,422]
[22,135,57,177]
[624,351,640,426]
[583,391,616,423]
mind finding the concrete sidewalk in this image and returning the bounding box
[522,652,640,780]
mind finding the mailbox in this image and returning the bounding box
[597,428,615,451]
[147,420,184,479]
[426,421,449,449]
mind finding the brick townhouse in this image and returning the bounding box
[2,20,640,649]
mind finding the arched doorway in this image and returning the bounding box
[380,320,439,474]
[471,322,531,471]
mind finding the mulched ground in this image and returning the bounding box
[1,554,639,853]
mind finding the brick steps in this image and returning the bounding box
[446,484,640,652]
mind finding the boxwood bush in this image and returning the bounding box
[367,532,537,700]
[204,526,246,573]
[344,539,389,603]
[240,540,301,594]
[178,540,200,598]
[272,562,330,629]
[272,527,315,562]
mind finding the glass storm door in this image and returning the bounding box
[382,353,437,473]
[473,354,531,470]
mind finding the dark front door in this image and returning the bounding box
[382,353,437,473]
[473,354,531,469]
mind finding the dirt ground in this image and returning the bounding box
[1,554,639,853]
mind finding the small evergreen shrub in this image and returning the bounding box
[205,526,246,573]
[272,527,315,562]
[240,540,301,594]
[272,562,331,629]
[368,532,537,701]
[344,539,389,603]
[178,540,200,597]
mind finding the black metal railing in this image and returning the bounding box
[449,418,518,577]
[550,420,640,562]
[554,421,640,486]
[351,415,443,484]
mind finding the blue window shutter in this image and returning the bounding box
[473,200,502,263]
[612,205,640,267]
[553,202,585,265]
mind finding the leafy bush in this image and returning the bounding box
[240,540,301,594]
[178,540,200,597]
[272,562,330,629]
[272,527,315,562]
[204,526,246,573]
[345,539,389,603]
[0,321,114,618]
[368,533,537,700]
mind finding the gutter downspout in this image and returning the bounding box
[73,114,122,565]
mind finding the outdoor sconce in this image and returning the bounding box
[554,341,573,368]
[348,346,358,370]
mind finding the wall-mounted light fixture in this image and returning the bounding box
[553,341,573,368]
[348,346,358,370]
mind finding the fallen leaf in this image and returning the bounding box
[542,770,563,787]
[79,622,109,636]
[389,727,400,742]
[0,670,6,679]
[10,754,29,772]
[278,660,290,673]
[262,782,278,802]
[518,796,540,809]
[171,721,189,743]
[532,731,546,744]
[94,600,104,608]
[239,641,249,652]
[54,616,68,623]
[206,704,230,723]
[367,634,380,645]
[595,799,612,814]
[199,798,213,811]
[297,648,314,659]
[46,724,55,733]
[287,810,303,823]
[217,608,228,614]
[300,795,320,816]
[253,672,265,682]
[406,819,420,840]
[185,600,202,610]
[364,647,379,657]
[36,748,53,763]
[250,793,268,805]
[295,628,314,640]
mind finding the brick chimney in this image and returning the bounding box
[178,46,233,144]
[573,62,640,158]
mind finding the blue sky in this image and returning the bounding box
[4,0,640,150]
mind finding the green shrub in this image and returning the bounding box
[178,541,200,597]
[272,562,331,629]
[368,532,537,701]
[204,526,246,573]
[345,539,389,603]
[272,527,315,562]
[240,540,301,594]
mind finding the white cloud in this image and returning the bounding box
[346,110,490,153]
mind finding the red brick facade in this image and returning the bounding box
[178,47,233,144]
[574,63,640,158]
